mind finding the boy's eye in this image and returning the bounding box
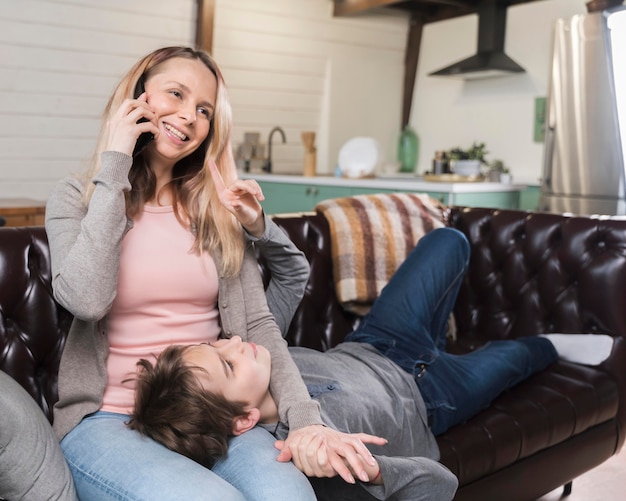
[225,359,234,372]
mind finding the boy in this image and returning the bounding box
[128,228,612,501]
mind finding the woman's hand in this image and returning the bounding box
[274,425,387,484]
[105,92,158,156]
[208,158,266,237]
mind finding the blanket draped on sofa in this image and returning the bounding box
[315,193,445,315]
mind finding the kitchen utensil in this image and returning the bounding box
[301,131,317,177]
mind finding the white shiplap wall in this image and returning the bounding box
[0,0,408,198]
[0,0,195,199]
[214,0,408,175]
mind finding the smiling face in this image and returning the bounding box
[142,57,217,167]
[183,337,275,416]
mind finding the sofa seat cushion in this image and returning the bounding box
[437,360,618,485]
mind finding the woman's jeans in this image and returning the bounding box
[61,411,315,501]
[346,228,557,435]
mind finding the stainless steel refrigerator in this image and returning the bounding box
[540,6,626,216]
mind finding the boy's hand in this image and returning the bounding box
[275,425,387,484]
[341,454,383,485]
[208,155,266,237]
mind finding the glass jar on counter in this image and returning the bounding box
[432,151,450,174]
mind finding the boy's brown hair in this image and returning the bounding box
[127,344,248,468]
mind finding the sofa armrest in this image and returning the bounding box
[0,226,73,423]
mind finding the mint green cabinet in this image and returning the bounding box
[257,179,523,214]
[519,185,541,211]
[258,182,350,214]
[452,191,520,209]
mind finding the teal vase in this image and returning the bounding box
[397,126,419,173]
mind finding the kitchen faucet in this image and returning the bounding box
[263,126,286,173]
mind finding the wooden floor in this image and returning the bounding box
[535,445,626,500]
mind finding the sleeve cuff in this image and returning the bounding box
[95,151,133,189]
[243,212,275,244]
[285,400,324,431]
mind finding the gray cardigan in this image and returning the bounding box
[45,151,322,440]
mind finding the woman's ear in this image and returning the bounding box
[232,408,261,436]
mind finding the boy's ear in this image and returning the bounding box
[232,408,261,436]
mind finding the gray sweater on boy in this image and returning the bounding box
[268,343,457,501]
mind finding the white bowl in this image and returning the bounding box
[451,159,482,177]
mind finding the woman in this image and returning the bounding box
[45,46,381,501]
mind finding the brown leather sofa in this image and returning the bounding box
[1,207,625,501]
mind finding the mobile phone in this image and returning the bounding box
[132,76,155,157]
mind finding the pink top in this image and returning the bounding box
[101,205,220,414]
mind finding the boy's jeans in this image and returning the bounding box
[347,228,557,435]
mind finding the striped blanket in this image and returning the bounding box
[315,193,446,315]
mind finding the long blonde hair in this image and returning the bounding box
[83,47,244,276]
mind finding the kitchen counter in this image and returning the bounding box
[240,173,527,213]
[241,173,526,193]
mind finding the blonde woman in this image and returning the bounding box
[46,46,381,501]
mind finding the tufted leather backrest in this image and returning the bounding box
[260,212,362,351]
[448,207,626,348]
[0,227,72,422]
[267,207,626,445]
[265,208,626,352]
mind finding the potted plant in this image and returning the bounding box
[447,142,488,177]
[488,159,511,183]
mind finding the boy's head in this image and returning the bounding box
[184,336,273,413]
[127,337,275,467]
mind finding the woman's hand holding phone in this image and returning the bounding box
[105,91,158,157]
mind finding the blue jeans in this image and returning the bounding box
[61,411,315,501]
[346,228,557,435]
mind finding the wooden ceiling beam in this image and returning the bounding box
[333,0,550,20]
[195,0,215,54]
[333,0,475,18]
[402,13,424,127]
[333,0,412,17]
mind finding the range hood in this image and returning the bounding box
[429,0,525,80]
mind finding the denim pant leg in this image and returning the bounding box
[343,228,558,436]
[346,227,470,367]
[61,411,315,501]
[417,336,558,435]
[213,425,316,501]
